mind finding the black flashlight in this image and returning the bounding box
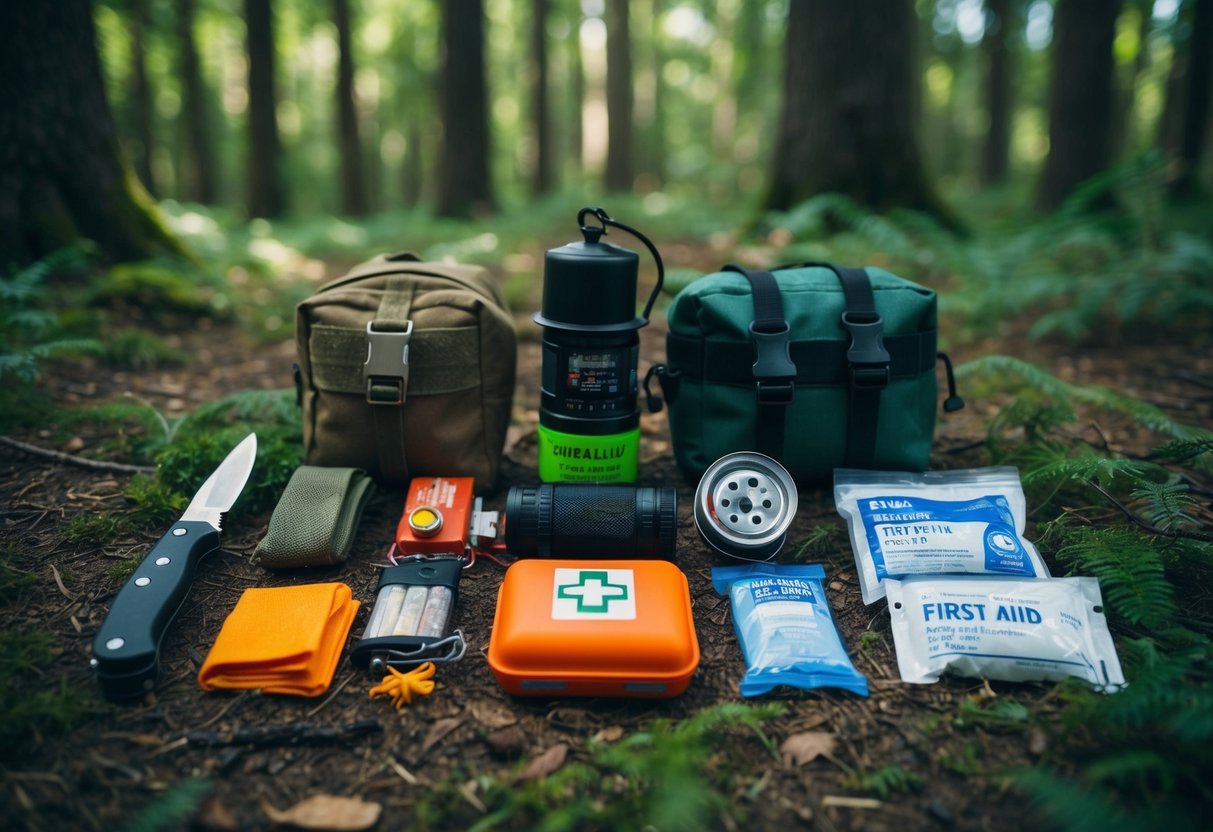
[504,484,678,559]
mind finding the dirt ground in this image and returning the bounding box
[2,296,1210,831]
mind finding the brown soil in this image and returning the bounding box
[2,295,1211,832]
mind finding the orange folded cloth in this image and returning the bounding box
[198,583,360,697]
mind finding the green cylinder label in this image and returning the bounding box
[538,425,639,483]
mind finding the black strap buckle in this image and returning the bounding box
[841,312,890,390]
[750,322,796,405]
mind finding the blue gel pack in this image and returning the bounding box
[711,563,869,698]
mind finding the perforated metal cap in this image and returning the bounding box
[694,452,798,560]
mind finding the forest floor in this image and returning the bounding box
[1,255,1211,832]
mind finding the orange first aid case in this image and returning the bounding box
[487,559,700,698]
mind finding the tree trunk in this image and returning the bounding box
[569,10,584,175]
[604,0,634,192]
[1171,0,1213,197]
[332,0,367,216]
[1035,0,1124,212]
[127,0,156,195]
[436,0,493,218]
[0,0,186,265]
[647,0,666,186]
[245,0,285,218]
[179,0,217,204]
[764,0,956,227]
[1110,0,1155,160]
[403,124,423,208]
[980,0,1013,185]
[530,0,554,195]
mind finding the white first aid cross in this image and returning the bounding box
[551,568,637,620]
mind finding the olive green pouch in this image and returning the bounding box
[295,253,516,488]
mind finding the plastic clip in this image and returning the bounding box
[363,320,413,405]
[750,322,796,404]
[841,312,889,390]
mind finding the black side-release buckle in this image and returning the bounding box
[841,311,890,389]
[750,322,796,404]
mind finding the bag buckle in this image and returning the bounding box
[750,322,796,405]
[364,321,413,405]
[841,312,890,390]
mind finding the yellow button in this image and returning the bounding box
[408,506,443,537]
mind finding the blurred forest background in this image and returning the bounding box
[3,0,1212,268]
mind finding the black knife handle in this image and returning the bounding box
[92,520,220,700]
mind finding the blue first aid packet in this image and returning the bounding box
[834,467,1049,605]
[711,563,868,697]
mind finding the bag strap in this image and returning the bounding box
[367,276,416,482]
[721,264,796,460]
[784,261,890,467]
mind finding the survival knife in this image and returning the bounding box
[91,433,257,700]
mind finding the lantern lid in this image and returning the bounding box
[535,236,647,332]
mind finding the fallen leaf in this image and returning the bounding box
[470,701,517,729]
[196,797,238,832]
[517,743,569,782]
[780,731,837,767]
[262,795,381,831]
[63,436,85,452]
[418,717,464,759]
[484,725,528,759]
[591,726,624,743]
[1028,726,1048,756]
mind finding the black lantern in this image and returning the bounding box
[535,207,664,483]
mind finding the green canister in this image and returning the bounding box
[535,208,664,483]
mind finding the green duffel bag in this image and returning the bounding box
[295,252,516,488]
[650,262,962,486]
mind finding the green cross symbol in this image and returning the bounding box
[556,570,629,613]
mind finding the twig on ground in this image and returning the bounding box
[48,564,78,601]
[0,436,155,475]
[1087,479,1213,543]
[307,672,356,718]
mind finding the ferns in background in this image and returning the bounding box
[966,353,1213,830]
[765,156,1213,346]
[0,247,102,385]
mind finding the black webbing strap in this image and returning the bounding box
[822,263,890,468]
[721,264,796,459]
[664,330,935,384]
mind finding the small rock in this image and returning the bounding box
[926,798,955,827]
[63,436,85,452]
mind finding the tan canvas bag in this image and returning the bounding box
[295,252,516,487]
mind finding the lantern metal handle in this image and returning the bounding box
[577,207,665,322]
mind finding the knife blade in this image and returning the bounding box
[91,433,257,700]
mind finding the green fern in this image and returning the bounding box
[1151,438,1213,465]
[1053,527,1177,629]
[1015,768,1201,832]
[957,355,1212,444]
[1129,477,1199,532]
[847,764,923,799]
[122,777,212,832]
[0,247,102,384]
[1020,452,1151,493]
